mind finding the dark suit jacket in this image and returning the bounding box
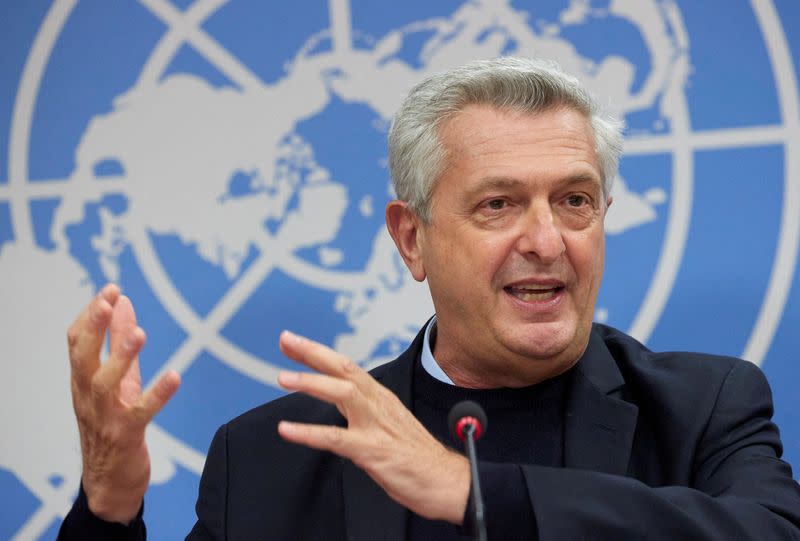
[58,323,800,540]
[183,323,800,540]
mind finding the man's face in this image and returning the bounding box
[412,105,608,387]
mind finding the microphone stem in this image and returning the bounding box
[464,424,487,541]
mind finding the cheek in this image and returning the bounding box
[566,232,605,286]
[476,235,519,277]
[423,230,475,285]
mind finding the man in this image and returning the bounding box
[59,57,800,539]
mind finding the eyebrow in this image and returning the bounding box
[560,173,603,189]
[466,173,602,198]
[470,177,527,192]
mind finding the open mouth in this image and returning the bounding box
[504,285,564,302]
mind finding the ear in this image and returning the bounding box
[606,195,614,209]
[385,200,427,282]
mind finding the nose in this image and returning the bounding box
[515,204,566,264]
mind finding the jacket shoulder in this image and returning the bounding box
[592,322,748,382]
[590,323,772,434]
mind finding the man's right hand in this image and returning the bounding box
[67,284,180,524]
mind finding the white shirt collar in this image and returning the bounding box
[420,315,455,385]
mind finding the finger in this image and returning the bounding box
[278,371,359,407]
[67,284,120,386]
[98,282,122,305]
[136,370,181,423]
[118,355,144,404]
[279,331,365,381]
[108,295,138,349]
[108,295,140,361]
[95,297,146,390]
[97,326,145,391]
[278,421,354,456]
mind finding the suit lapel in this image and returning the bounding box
[564,328,638,475]
[341,329,423,541]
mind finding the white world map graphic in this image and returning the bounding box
[1,0,798,539]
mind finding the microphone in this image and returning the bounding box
[448,401,488,541]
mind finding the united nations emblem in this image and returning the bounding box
[1,1,797,538]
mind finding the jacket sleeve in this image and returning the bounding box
[186,424,228,540]
[56,484,146,541]
[519,360,800,540]
[55,424,228,541]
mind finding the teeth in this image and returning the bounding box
[509,287,558,301]
[515,285,552,292]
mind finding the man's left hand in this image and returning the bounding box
[277,330,470,524]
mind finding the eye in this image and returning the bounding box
[486,198,507,210]
[566,194,588,207]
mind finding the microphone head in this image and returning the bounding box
[448,400,488,443]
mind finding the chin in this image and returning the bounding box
[502,321,577,361]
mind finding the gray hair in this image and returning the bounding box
[388,57,624,222]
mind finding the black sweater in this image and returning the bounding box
[407,357,572,539]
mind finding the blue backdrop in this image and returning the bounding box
[1,1,798,539]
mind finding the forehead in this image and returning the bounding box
[435,104,602,192]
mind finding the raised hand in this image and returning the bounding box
[67,284,180,523]
[276,330,470,524]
